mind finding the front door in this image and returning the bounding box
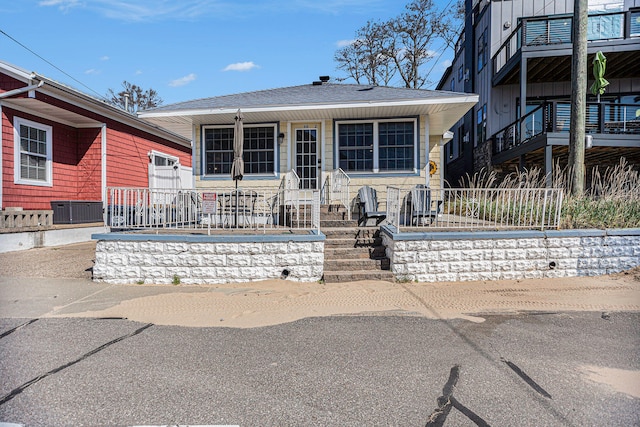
[294,127,318,189]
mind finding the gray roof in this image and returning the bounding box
[143,83,470,113]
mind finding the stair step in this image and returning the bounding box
[323,238,383,248]
[324,258,390,271]
[323,270,395,283]
[321,227,381,237]
[324,246,387,260]
[320,220,359,228]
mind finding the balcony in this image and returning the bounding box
[492,9,640,86]
[492,101,640,158]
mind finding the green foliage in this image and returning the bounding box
[560,196,640,229]
[172,274,181,285]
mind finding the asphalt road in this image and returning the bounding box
[1,312,639,426]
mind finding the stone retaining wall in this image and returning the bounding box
[381,227,640,282]
[92,233,325,285]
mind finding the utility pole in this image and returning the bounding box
[568,0,588,195]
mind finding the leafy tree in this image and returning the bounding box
[335,0,464,88]
[107,81,163,113]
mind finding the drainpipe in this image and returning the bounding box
[101,124,107,225]
[442,130,454,190]
[0,80,44,99]
[0,104,2,209]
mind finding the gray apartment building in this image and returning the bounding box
[438,0,640,186]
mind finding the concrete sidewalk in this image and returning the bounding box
[0,241,639,328]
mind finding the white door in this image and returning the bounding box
[294,128,319,189]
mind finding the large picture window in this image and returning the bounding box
[203,125,276,176]
[337,119,416,173]
[14,117,52,186]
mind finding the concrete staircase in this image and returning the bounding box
[320,205,394,283]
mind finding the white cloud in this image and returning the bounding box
[336,39,356,48]
[37,0,387,22]
[223,62,259,72]
[441,59,452,69]
[39,0,81,11]
[100,55,110,61]
[169,73,197,87]
[135,70,143,75]
[84,68,100,75]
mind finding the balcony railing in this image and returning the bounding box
[493,9,639,76]
[492,102,640,155]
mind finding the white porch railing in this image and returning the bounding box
[385,186,563,231]
[106,186,320,233]
[321,168,351,219]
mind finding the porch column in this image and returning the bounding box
[520,56,528,144]
[544,144,553,188]
[0,104,3,209]
[101,124,107,204]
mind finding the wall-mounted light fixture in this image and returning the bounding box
[278,132,285,145]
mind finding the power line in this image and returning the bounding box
[0,28,108,101]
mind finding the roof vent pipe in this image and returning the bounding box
[312,81,322,86]
[319,76,330,82]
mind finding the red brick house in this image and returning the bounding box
[0,61,192,212]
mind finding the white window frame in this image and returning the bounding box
[201,123,278,178]
[149,150,179,167]
[335,118,418,175]
[14,117,53,187]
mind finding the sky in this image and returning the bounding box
[1,0,458,107]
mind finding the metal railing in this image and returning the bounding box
[386,186,563,232]
[106,187,320,233]
[493,10,636,75]
[324,168,351,219]
[492,101,640,155]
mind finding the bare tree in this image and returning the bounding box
[335,21,396,86]
[434,0,465,51]
[107,81,163,114]
[334,0,463,88]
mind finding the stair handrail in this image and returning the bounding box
[282,170,301,211]
[330,168,351,220]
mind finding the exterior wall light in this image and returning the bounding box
[278,132,285,145]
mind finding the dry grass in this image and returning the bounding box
[456,158,640,229]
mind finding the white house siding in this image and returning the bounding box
[191,114,444,193]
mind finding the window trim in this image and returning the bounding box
[335,117,419,175]
[14,117,53,187]
[149,149,179,166]
[201,123,278,179]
